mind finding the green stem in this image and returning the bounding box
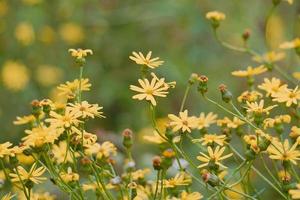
[180,85,191,112]
[153,170,160,200]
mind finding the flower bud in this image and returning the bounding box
[201,170,219,187]
[152,156,162,170]
[31,100,42,118]
[198,75,208,95]
[122,129,133,149]
[218,84,232,103]
[245,149,256,160]
[242,29,251,41]
[258,136,271,151]
[188,73,199,85]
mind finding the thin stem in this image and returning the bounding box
[260,154,281,188]
[153,170,160,200]
[180,85,191,112]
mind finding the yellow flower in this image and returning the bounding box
[14,22,35,45]
[267,139,300,165]
[197,146,233,169]
[293,72,300,81]
[57,78,91,98]
[195,112,217,130]
[35,65,63,87]
[46,108,82,130]
[231,65,267,77]
[60,167,79,183]
[278,170,291,182]
[72,129,98,147]
[9,163,46,184]
[168,191,203,200]
[143,130,166,144]
[258,77,287,97]
[1,61,29,91]
[59,23,84,45]
[68,101,105,119]
[280,38,300,49]
[85,141,117,159]
[290,126,300,139]
[245,100,277,115]
[263,115,291,129]
[131,168,150,181]
[52,141,73,164]
[168,110,197,133]
[68,48,93,59]
[1,193,14,200]
[272,86,300,107]
[163,172,191,188]
[17,153,35,165]
[129,51,164,69]
[192,134,227,146]
[206,11,225,21]
[22,126,61,148]
[252,51,285,64]
[38,25,55,44]
[237,90,262,103]
[130,73,172,106]
[0,142,12,158]
[217,117,245,129]
[289,184,300,199]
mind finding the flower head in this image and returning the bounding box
[252,51,285,64]
[206,11,226,21]
[280,38,300,49]
[168,110,197,133]
[272,86,300,107]
[9,163,46,184]
[68,101,105,119]
[258,77,287,97]
[195,112,217,130]
[245,100,277,115]
[192,134,227,146]
[68,48,93,59]
[129,51,164,69]
[57,78,91,98]
[232,65,267,77]
[197,146,233,169]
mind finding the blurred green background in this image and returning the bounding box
[0,0,300,198]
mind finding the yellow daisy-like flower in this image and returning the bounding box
[272,86,300,107]
[258,77,287,97]
[252,51,285,64]
[245,100,277,115]
[290,126,300,139]
[168,110,197,133]
[289,184,300,199]
[131,168,150,181]
[143,130,166,144]
[197,146,233,169]
[85,141,117,159]
[168,191,203,200]
[280,38,300,49]
[195,112,217,130]
[68,48,93,59]
[22,126,61,148]
[206,11,226,21]
[130,74,172,106]
[192,134,227,146]
[231,65,267,77]
[1,193,15,200]
[267,139,300,165]
[13,115,36,125]
[52,141,73,164]
[46,108,82,130]
[129,51,164,69]
[217,117,245,129]
[57,78,91,98]
[237,90,263,103]
[163,172,192,188]
[278,170,291,182]
[263,115,291,129]
[9,163,46,184]
[0,142,12,158]
[60,167,79,183]
[68,101,105,119]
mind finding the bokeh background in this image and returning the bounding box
[0,0,300,198]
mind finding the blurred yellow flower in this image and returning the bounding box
[289,184,300,199]
[57,78,91,98]
[224,184,244,200]
[280,38,300,49]
[13,115,36,125]
[59,23,84,45]
[252,51,285,64]
[17,154,35,165]
[237,90,262,103]
[217,117,244,129]
[52,141,73,164]
[0,193,14,200]
[195,112,217,130]
[206,11,225,21]
[192,134,227,146]
[36,65,63,87]
[129,51,164,69]
[14,22,35,46]
[232,65,267,77]
[22,0,42,5]
[85,141,117,159]
[60,167,79,183]
[293,72,300,80]
[38,26,56,44]
[0,0,8,17]
[1,61,29,91]
[290,126,300,139]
